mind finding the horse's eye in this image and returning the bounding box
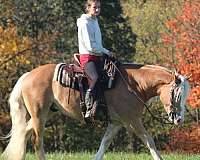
[175,78,181,85]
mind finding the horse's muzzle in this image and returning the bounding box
[168,112,183,125]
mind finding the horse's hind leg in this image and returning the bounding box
[127,119,163,160]
[31,116,46,160]
[23,96,50,160]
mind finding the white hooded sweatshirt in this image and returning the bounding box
[77,14,110,56]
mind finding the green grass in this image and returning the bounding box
[7,152,199,160]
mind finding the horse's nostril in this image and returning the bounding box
[177,118,181,123]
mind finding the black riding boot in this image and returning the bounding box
[84,89,94,118]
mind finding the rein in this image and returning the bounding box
[110,61,173,125]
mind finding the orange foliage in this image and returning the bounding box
[0,23,31,65]
[0,22,60,67]
[163,1,200,108]
[165,124,200,154]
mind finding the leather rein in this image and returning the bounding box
[110,61,174,125]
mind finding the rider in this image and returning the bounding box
[77,0,113,118]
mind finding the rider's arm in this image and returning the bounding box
[80,21,110,55]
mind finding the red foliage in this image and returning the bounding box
[165,124,200,154]
[163,1,200,108]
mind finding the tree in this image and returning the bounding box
[0,23,31,111]
[121,0,185,64]
[162,1,200,108]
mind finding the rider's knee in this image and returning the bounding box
[90,73,98,83]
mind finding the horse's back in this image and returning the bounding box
[30,63,56,77]
[24,64,56,83]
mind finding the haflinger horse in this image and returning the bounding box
[2,62,190,160]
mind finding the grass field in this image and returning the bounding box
[2,152,199,160]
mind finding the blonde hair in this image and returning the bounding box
[84,0,100,13]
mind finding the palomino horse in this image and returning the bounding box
[2,63,190,160]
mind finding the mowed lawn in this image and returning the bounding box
[4,152,199,160]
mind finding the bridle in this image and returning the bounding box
[169,81,180,110]
[168,79,183,123]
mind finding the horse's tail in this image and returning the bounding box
[2,72,29,160]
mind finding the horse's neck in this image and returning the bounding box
[123,64,173,100]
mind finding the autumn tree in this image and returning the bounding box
[122,0,185,64]
[0,24,30,107]
[162,1,200,108]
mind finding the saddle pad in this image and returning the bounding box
[53,63,85,90]
[53,63,71,86]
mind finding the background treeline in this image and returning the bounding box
[0,0,199,153]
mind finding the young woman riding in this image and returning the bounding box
[77,0,113,118]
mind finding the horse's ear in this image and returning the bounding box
[185,74,192,80]
[172,69,181,85]
[172,69,178,80]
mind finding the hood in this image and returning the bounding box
[77,14,96,27]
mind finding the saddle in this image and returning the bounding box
[54,54,119,123]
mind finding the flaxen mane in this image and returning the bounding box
[122,63,173,93]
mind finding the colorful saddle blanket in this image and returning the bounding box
[53,63,86,90]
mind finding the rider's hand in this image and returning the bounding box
[108,52,116,58]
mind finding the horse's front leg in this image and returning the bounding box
[127,119,163,160]
[95,123,122,160]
